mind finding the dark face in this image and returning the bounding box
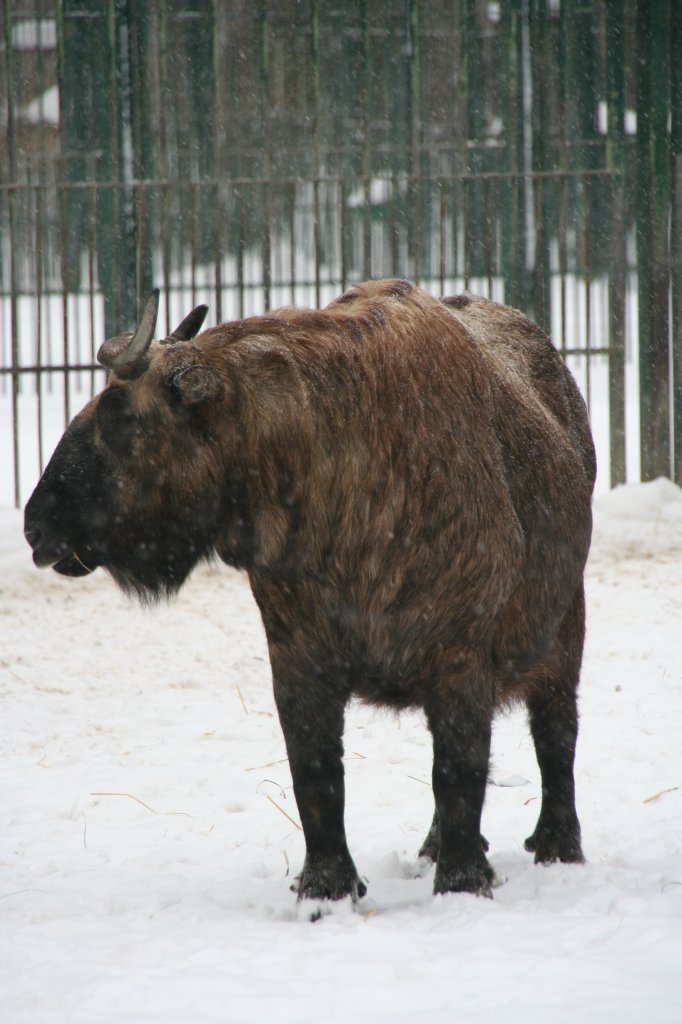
[24,413,109,578]
[24,358,226,601]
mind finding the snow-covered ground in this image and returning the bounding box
[2,479,682,1023]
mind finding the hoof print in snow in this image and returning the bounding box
[296,894,358,923]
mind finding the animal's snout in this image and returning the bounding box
[24,526,43,551]
[23,522,62,567]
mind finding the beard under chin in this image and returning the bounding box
[105,542,211,605]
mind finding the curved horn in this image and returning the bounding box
[97,289,160,371]
[163,304,209,344]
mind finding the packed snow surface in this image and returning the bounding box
[2,480,681,1023]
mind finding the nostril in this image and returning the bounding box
[24,527,43,550]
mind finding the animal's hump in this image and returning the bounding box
[330,278,416,306]
[441,294,473,309]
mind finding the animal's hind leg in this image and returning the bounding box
[424,663,496,896]
[416,811,488,874]
[524,584,586,865]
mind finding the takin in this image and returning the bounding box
[24,279,596,904]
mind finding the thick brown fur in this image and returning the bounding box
[25,279,595,904]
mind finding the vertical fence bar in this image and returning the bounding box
[258,1,271,312]
[211,1,223,325]
[511,2,526,309]
[213,181,223,325]
[390,174,399,278]
[555,0,569,358]
[136,183,146,308]
[290,180,297,305]
[363,175,371,282]
[407,0,421,284]
[674,150,682,485]
[32,0,46,477]
[87,177,97,394]
[190,182,198,306]
[518,0,535,316]
[484,177,493,298]
[340,179,348,293]
[606,0,626,486]
[159,0,169,328]
[462,176,469,290]
[262,180,271,311]
[439,180,446,294]
[636,0,671,480]
[109,0,121,332]
[237,187,245,319]
[55,0,69,426]
[161,182,171,332]
[3,0,20,505]
[129,4,153,307]
[311,0,321,301]
[558,174,568,356]
[501,1,518,306]
[583,176,592,415]
[59,178,70,426]
[114,0,138,330]
[671,0,682,484]
[359,0,371,281]
[530,1,551,333]
[35,185,44,472]
[314,178,322,307]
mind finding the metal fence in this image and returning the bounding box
[1,0,680,506]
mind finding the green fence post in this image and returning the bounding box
[128,1,154,305]
[529,0,551,335]
[2,0,20,506]
[606,0,626,487]
[499,0,518,307]
[110,0,139,334]
[636,0,671,481]
[671,0,682,485]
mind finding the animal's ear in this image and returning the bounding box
[169,364,224,406]
[164,304,209,344]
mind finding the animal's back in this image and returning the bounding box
[444,292,596,486]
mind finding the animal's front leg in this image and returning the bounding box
[273,669,365,903]
[425,670,496,897]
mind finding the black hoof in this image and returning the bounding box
[291,853,367,902]
[525,827,584,865]
[433,853,496,898]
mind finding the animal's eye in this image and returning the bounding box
[95,387,137,457]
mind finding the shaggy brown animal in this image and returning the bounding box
[24,279,596,904]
